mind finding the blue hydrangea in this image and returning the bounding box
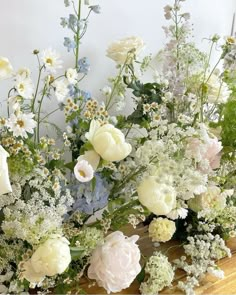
[71,174,110,215]
[89,5,101,14]
[64,37,76,52]
[78,57,90,74]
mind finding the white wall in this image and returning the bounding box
[0,0,235,128]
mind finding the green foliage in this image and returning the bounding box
[8,154,34,176]
[221,99,236,148]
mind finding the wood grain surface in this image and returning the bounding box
[80,226,236,295]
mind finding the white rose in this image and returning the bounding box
[0,57,13,80]
[30,235,71,277]
[22,259,45,284]
[107,36,144,64]
[188,185,226,213]
[137,177,176,216]
[85,120,132,162]
[88,231,141,294]
[0,145,12,196]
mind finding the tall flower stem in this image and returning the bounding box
[36,83,48,143]
[75,0,82,69]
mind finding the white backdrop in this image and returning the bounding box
[0,0,235,127]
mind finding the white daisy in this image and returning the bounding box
[15,76,34,99]
[54,80,69,103]
[41,48,63,73]
[66,68,78,85]
[6,112,37,138]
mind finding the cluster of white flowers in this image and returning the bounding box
[174,233,231,294]
[140,252,174,295]
[1,168,73,245]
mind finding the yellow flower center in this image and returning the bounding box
[46,58,53,65]
[19,83,25,92]
[17,119,25,128]
[0,60,8,68]
[78,170,86,177]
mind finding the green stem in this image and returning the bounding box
[7,88,15,117]
[39,107,60,123]
[75,0,82,69]
[37,84,48,143]
[32,65,44,113]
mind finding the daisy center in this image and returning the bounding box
[19,83,25,92]
[17,119,25,128]
[46,58,53,65]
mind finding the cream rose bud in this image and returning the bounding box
[88,231,141,294]
[0,145,12,196]
[107,36,144,64]
[148,217,176,243]
[85,120,132,162]
[137,177,176,216]
[30,235,71,277]
[0,57,13,80]
[77,150,100,171]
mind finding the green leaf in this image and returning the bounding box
[136,265,146,283]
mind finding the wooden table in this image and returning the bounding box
[81,226,236,295]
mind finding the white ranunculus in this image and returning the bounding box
[85,120,132,162]
[0,145,12,196]
[30,235,71,277]
[137,177,176,216]
[88,231,141,294]
[107,36,144,64]
[0,57,13,80]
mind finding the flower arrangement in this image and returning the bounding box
[0,0,236,294]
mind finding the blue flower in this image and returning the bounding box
[68,14,78,30]
[60,17,69,28]
[64,0,70,7]
[89,5,101,14]
[78,57,90,74]
[71,174,110,215]
[64,37,76,52]
[80,90,91,100]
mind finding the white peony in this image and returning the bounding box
[88,231,141,294]
[107,36,144,64]
[0,145,12,196]
[137,176,176,216]
[0,56,13,80]
[148,218,176,243]
[85,120,132,162]
[30,235,71,277]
